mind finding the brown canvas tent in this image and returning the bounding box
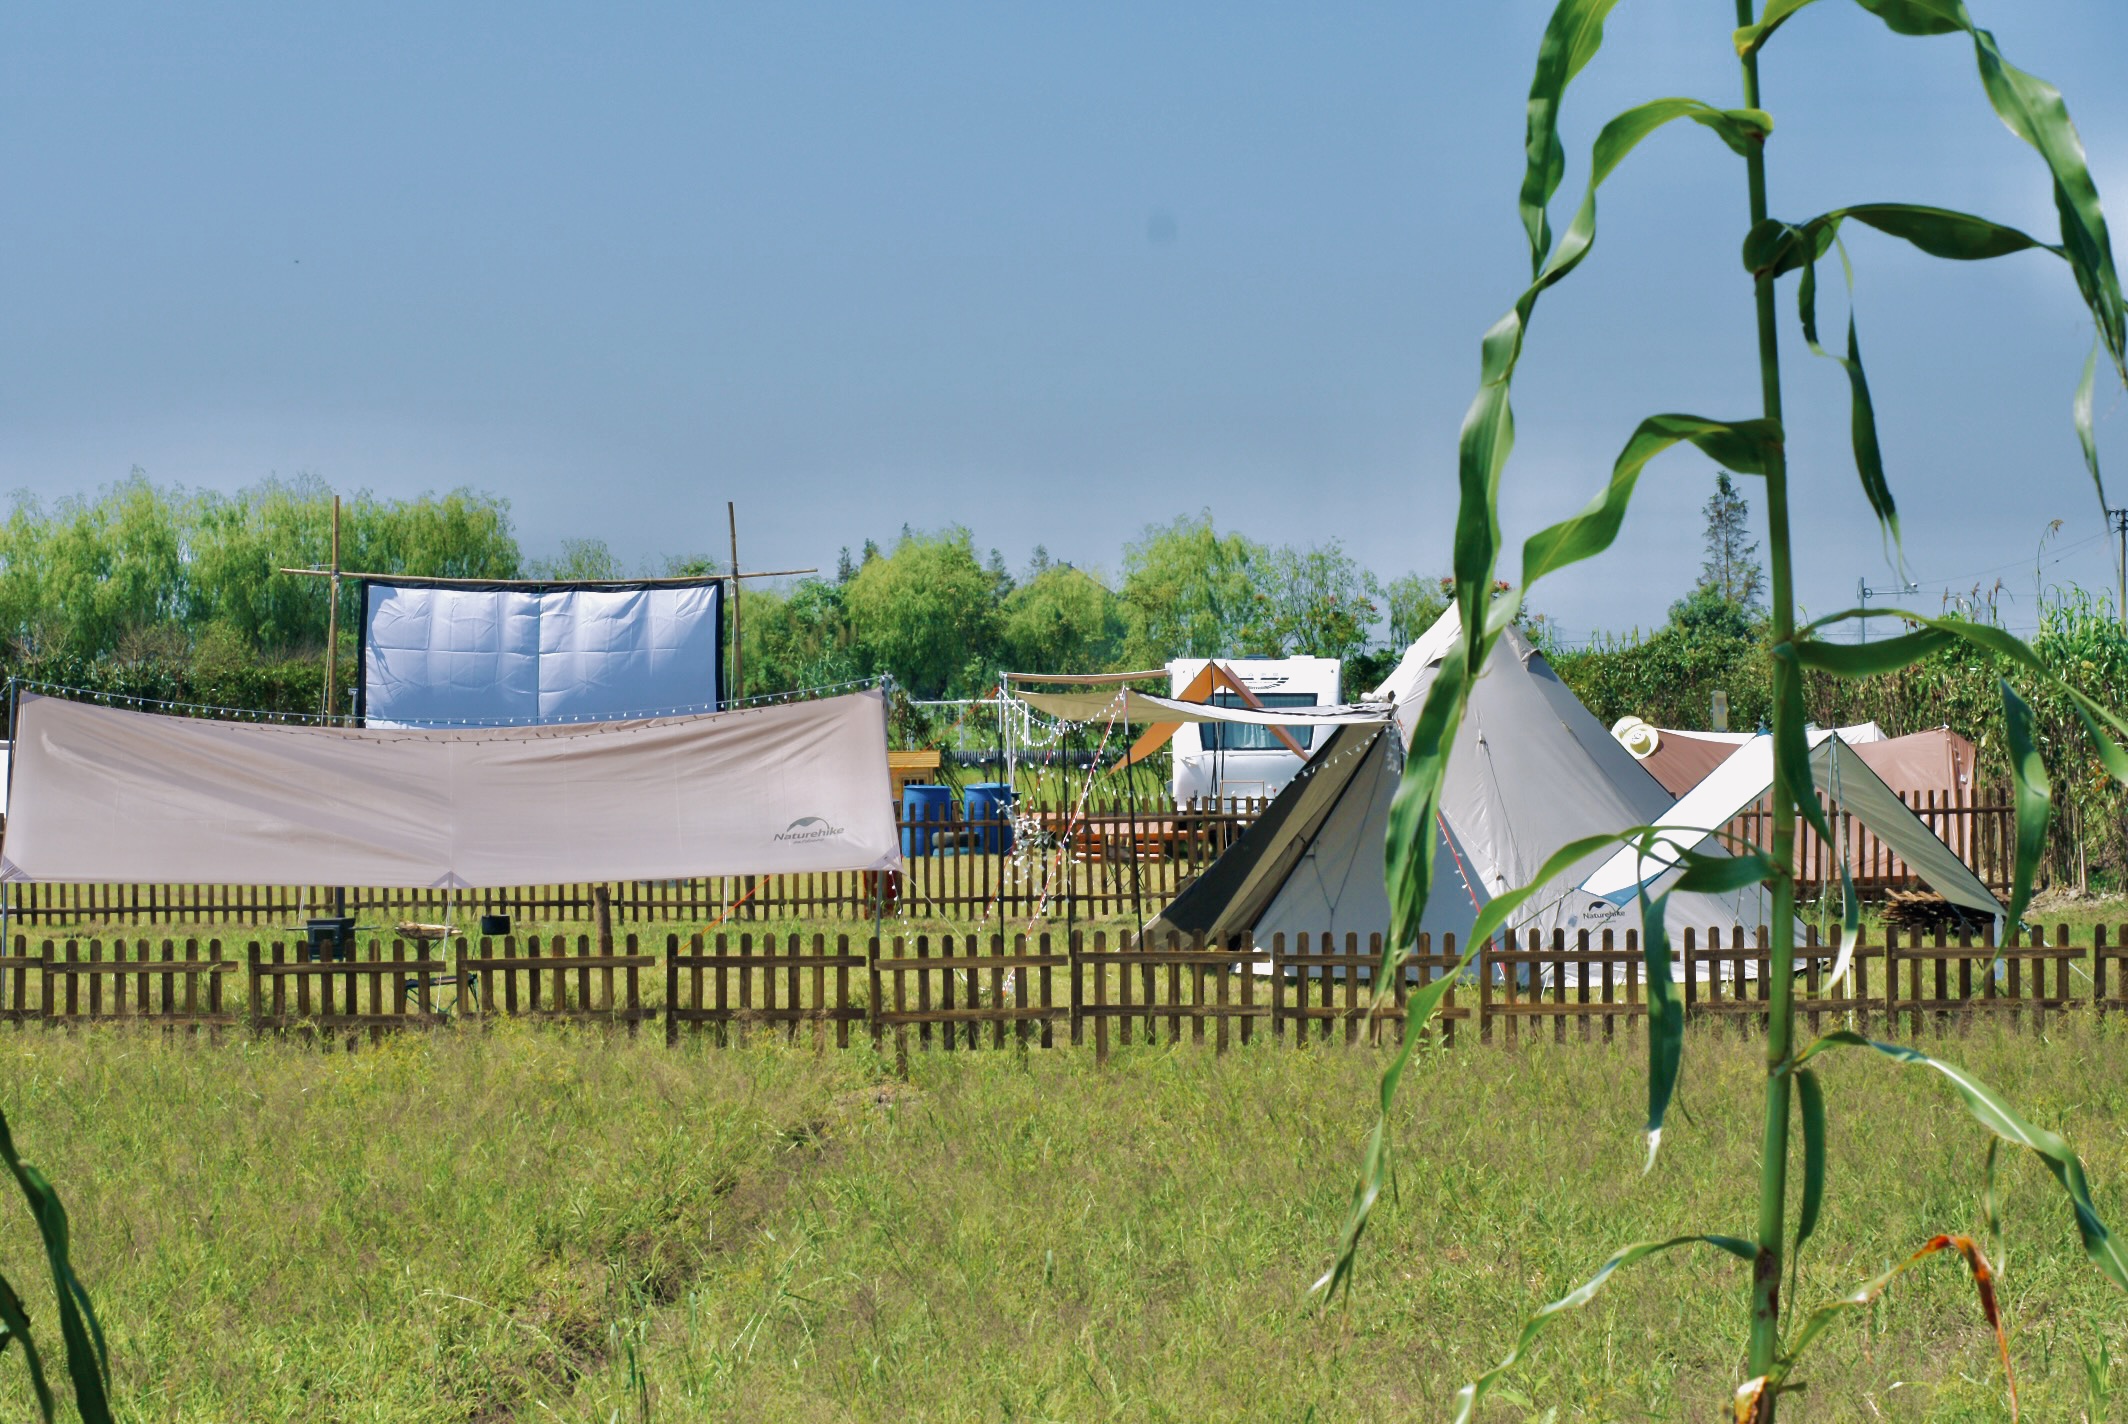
[1851,728,1979,806]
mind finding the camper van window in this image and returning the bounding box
[1197,692,1318,752]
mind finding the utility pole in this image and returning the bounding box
[323,495,341,718]
[727,502,742,705]
[1856,576,1918,643]
[2111,506,2128,632]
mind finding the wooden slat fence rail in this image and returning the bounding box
[5,925,2121,1052]
[872,931,1067,1071]
[667,932,868,1048]
[247,939,446,1043]
[456,934,656,1032]
[39,938,236,1032]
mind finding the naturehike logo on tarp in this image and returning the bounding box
[775,816,846,845]
[1568,899,1627,928]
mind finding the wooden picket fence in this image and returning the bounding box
[3,924,2120,1058]
[0,802,2020,931]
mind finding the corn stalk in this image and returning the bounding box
[1327,2,2128,1418]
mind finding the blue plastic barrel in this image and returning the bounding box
[900,784,954,857]
[963,782,1015,853]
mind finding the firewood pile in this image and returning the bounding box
[1882,890,1961,934]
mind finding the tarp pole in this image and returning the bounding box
[328,496,346,922]
[1125,744,1145,945]
[4,677,16,956]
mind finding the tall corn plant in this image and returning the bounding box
[1330,2,2128,1418]
[1,1104,112,1422]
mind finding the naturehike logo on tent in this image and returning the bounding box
[775,816,846,845]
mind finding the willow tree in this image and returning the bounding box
[1328,3,2128,1418]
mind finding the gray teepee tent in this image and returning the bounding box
[1146,614,1775,962]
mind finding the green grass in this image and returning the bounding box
[5,1020,2128,1420]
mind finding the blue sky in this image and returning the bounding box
[4,1,2125,643]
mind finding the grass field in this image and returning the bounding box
[5,1018,2128,1421]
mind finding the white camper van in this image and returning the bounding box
[1167,656,1342,805]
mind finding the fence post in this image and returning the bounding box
[1068,929,1083,1047]
[2098,924,2110,1015]
[1270,932,1286,1041]
[665,933,680,1047]
[867,935,883,1053]
[1884,926,1900,1037]
[1476,935,1491,1045]
[593,885,614,958]
[247,941,262,1028]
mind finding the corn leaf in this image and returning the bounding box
[1384,652,1471,951]
[1518,0,1624,277]
[1637,886,1685,1171]
[1795,626,1948,676]
[2076,337,2108,516]
[1983,1137,2004,1253]
[1776,1233,2014,1414]
[1541,101,1772,291]
[2000,678,2051,930]
[1797,1030,2128,1292]
[1796,1069,1827,1258]
[1332,826,1628,1298]
[1366,0,1788,1312]
[1673,847,1782,894]
[1735,0,1823,58]
[1768,638,1837,849]
[1452,1235,1756,1424]
[1798,246,1899,546]
[1746,204,2051,280]
[1521,415,1782,589]
[1795,608,2128,926]
[0,1268,55,1423]
[0,1105,110,1424]
[1849,0,2126,370]
[1335,825,1757,1298]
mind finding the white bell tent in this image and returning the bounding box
[1145,613,1777,964]
[1578,728,2002,930]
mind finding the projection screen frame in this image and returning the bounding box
[356,574,727,727]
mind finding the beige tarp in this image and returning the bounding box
[1,690,900,887]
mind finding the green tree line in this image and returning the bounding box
[741,513,1456,703]
[6,474,2120,886]
[0,478,1452,714]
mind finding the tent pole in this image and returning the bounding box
[1066,720,1077,945]
[1125,744,1145,946]
[3,678,13,956]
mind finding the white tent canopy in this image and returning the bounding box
[1149,612,1776,960]
[1,690,899,887]
[1579,729,2002,921]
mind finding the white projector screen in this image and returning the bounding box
[360,579,724,727]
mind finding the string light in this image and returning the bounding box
[4,674,885,735]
